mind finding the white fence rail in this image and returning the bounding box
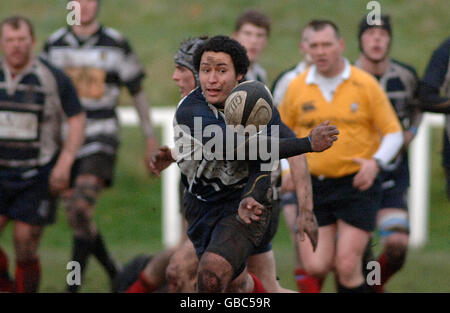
[118,107,445,248]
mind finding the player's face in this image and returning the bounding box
[76,0,99,25]
[172,64,196,98]
[308,25,345,77]
[199,51,244,107]
[233,23,268,63]
[361,27,390,62]
[0,22,35,71]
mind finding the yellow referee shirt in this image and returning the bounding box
[279,64,402,178]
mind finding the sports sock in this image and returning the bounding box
[248,272,267,293]
[125,272,157,293]
[337,282,368,293]
[372,251,404,293]
[0,247,14,292]
[67,236,92,293]
[15,258,41,293]
[91,233,119,279]
[294,268,323,293]
[0,247,8,273]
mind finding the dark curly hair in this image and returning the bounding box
[193,35,249,77]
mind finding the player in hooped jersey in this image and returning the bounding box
[42,0,158,292]
[355,15,421,292]
[0,16,85,292]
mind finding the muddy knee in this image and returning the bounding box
[65,182,100,238]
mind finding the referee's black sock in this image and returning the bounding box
[91,233,119,280]
[67,236,92,293]
[337,282,368,293]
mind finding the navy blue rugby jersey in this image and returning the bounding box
[0,57,82,175]
[421,38,450,139]
[173,87,282,203]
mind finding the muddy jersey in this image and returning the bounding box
[0,58,82,173]
[173,87,282,202]
[42,26,145,158]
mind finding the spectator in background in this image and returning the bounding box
[355,14,422,293]
[0,16,85,293]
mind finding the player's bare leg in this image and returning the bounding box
[197,252,234,292]
[371,208,409,292]
[13,221,44,292]
[197,251,263,293]
[65,174,118,292]
[247,249,296,293]
[298,223,336,292]
[0,216,14,292]
[335,220,370,292]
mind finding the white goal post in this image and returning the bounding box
[118,107,444,249]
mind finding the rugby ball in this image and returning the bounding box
[224,80,273,132]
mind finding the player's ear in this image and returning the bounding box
[236,73,244,82]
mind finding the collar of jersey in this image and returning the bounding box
[306,58,351,85]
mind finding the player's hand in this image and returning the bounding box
[149,146,175,177]
[49,157,72,196]
[309,121,339,152]
[237,196,263,224]
[296,209,319,252]
[145,136,159,174]
[352,158,380,191]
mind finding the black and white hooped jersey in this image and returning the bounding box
[271,61,309,107]
[355,58,419,130]
[173,87,281,203]
[42,26,145,158]
[0,58,82,173]
[244,62,267,84]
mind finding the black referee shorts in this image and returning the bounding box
[312,174,382,232]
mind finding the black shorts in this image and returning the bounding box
[380,155,409,210]
[184,192,280,279]
[312,174,382,232]
[0,162,57,226]
[71,153,116,187]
